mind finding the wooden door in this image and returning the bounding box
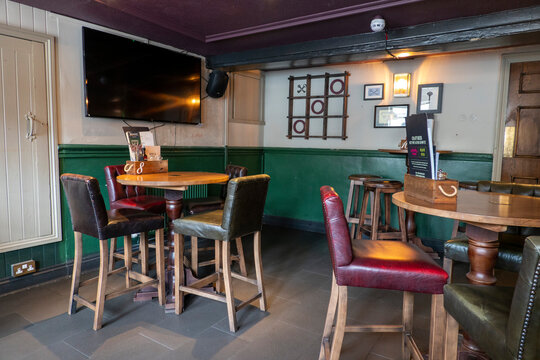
[501,61,540,183]
[0,33,54,252]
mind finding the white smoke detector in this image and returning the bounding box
[370,16,386,32]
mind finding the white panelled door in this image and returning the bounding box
[0,31,59,252]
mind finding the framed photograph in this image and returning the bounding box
[374,105,409,128]
[417,83,443,113]
[364,83,384,100]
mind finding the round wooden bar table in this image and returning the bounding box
[392,190,540,285]
[117,171,229,306]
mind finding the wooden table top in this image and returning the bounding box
[117,171,229,191]
[378,148,453,154]
[392,190,540,228]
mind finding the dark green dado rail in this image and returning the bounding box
[0,145,491,290]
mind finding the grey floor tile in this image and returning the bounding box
[0,313,32,338]
[21,341,89,360]
[88,327,172,360]
[0,329,51,360]
[24,308,96,344]
[157,327,248,360]
[228,319,320,360]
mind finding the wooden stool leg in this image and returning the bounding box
[402,291,414,360]
[398,207,408,242]
[443,257,454,283]
[140,232,148,275]
[329,285,347,360]
[357,189,370,239]
[174,233,185,315]
[108,237,116,272]
[155,229,165,305]
[451,220,459,238]
[124,235,132,288]
[371,189,381,241]
[235,236,247,277]
[222,241,238,332]
[319,273,339,360]
[384,192,392,231]
[429,294,446,360]
[444,313,460,360]
[253,231,266,311]
[215,240,222,293]
[345,180,355,220]
[350,183,361,238]
[93,239,109,331]
[191,236,199,277]
[69,231,83,315]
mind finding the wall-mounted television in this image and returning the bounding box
[83,27,201,124]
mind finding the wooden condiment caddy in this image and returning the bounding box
[124,160,168,175]
[404,173,459,204]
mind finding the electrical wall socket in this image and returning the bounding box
[11,260,36,277]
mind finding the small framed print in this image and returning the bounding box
[364,83,384,100]
[417,83,443,114]
[374,104,409,128]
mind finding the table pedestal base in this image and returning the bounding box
[465,224,500,285]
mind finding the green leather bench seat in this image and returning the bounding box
[444,284,514,360]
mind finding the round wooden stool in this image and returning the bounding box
[345,174,381,239]
[358,179,403,240]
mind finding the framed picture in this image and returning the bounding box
[364,83,384,100]
[417,83,443,113]
[374,105,409,128]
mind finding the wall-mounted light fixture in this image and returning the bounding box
[393,73,410,97]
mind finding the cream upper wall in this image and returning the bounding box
[263,46,540,153]
[0,0,226,146]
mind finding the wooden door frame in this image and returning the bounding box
[493,49,540,181]
[0,24,61,252]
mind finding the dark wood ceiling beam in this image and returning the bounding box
[205,0,423,43]
[207,5,540,71]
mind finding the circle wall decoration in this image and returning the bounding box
[330,79,345,95]
[293,120,305,134]
[287,72,349,140]
[311,100,325,114]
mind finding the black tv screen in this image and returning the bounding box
[83,27,201,124]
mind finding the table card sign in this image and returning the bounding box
[405,114,436,179]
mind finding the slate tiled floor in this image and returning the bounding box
[0,225,508,360]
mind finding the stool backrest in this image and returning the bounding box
[320,186,353,268]
[506,236,540,359]
[61,174,108,238]
[221,164,248,198]
[222,174,270,239]
[104,165,146,203]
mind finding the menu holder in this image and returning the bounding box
[404,173,458,204]
[124,160,168,175]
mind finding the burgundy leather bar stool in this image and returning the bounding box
[358,179,404,240]
[104,165,166,273]
[344,174,381,239]
[319,186,448,360]
[183,164,248,277]
[61,174,165,330]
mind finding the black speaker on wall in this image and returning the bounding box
[206,70,229,98]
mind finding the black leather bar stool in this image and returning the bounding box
[61,174,165,330]
[344,174,381,239]
[172,174,270,332]
[358,179,404,241]
[183,164,248,277]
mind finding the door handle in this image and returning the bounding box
[24,112,47,142]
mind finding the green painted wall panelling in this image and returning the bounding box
[0,144,492,283]
[262,148,493,242]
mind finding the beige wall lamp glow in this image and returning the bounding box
[393,73,410,97]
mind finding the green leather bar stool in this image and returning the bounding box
[444,236,540,359]
[172,174,270,332]
[358,179,404,241]
[344,174,381,239]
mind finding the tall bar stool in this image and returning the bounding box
[60,174,165,330]
[319,186,448,360]
[344,174,381,239]
[358,179,403,241]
